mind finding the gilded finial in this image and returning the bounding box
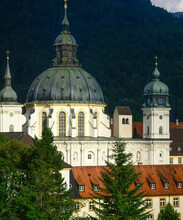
[64,0,68,9]
[6,50,10,60]
[155,56,158,66]
[62,0,69,30]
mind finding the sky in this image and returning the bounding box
[151,0,183,12]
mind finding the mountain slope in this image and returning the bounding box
[0,0,183,120]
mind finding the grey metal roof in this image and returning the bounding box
[26,66,104,104]
[54,30,77,46]
[144,65,169,95]
[0,58,18,103]
[0,132,33,146]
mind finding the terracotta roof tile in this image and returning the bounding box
[133,122,143,137]
[72,165,183,198]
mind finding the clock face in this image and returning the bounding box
[158,98,163,104]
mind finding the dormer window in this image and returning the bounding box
[150,183,156,190]
[79,185,85,192]
[164,182,169,189]
[177,182,182,189]
[93,184,99,192]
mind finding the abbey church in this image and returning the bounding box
[0,0,171,167]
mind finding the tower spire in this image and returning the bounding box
[62,0,69,31]
[152,55,160,80]
[0,50,18,103]
[5,50,12,86]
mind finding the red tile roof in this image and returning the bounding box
[170,122,183,129]
[72,165,183,198]
[133,122,143,137]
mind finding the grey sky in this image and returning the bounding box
[151,0,183,12]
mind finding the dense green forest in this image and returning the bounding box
[0,0,183,121]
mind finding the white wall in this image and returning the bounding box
[24,104,111,138]
[0,105,25,132]
[142,107,171,139]
[54,139,171,166]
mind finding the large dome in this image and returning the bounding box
[26,66,104,104]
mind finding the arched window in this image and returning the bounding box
[9,125,14,132]
[122,118,125,124]
[87,151,95,164]
[59,111,66,137]
[136,151,141,161]
[126,118,129,124]
[159,126,163,134]
[73,152,78,162]
[147,126,150,135]
[42,112,47,132]
[78,112,84,136]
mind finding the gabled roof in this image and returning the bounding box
[170,128,183,156]
[115,106,132,115]
[62,161,72,169]
[0,132,33,146]
[72,165,183,198]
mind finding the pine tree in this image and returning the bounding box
[93,142,149,220]
[157,203,179,220]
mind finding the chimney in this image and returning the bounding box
[176,119,179,127]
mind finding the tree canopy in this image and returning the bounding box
[157,203,179,220]
[0,129,75,219]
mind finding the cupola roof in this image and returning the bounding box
[26,0,104,105]
[144,58,169,95]
[0,51,18,104]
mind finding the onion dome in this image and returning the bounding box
[144,65,169,95]
[0,51,18,104]
[143,57,170,108]
[26,0,104,105]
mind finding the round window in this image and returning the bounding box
[9,112,14,117]
[159,115,163,119]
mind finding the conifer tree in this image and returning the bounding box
[93,142,149,220]
[157,203,179,220]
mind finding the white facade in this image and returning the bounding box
[142,107,171,139]
[23,103,111,139]
[113,107,132,138]
[73,195,183,220]
[0,104,25,132]
[55,139,171,166]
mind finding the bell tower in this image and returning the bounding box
[142,57,171,139]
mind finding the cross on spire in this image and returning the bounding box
[64,0,68,9]
[155,55,158,66]
[62,0,69,30]
[6,50,10,60]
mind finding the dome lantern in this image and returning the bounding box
[53,0,79,67]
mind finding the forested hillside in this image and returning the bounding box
[0,0,183,121]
